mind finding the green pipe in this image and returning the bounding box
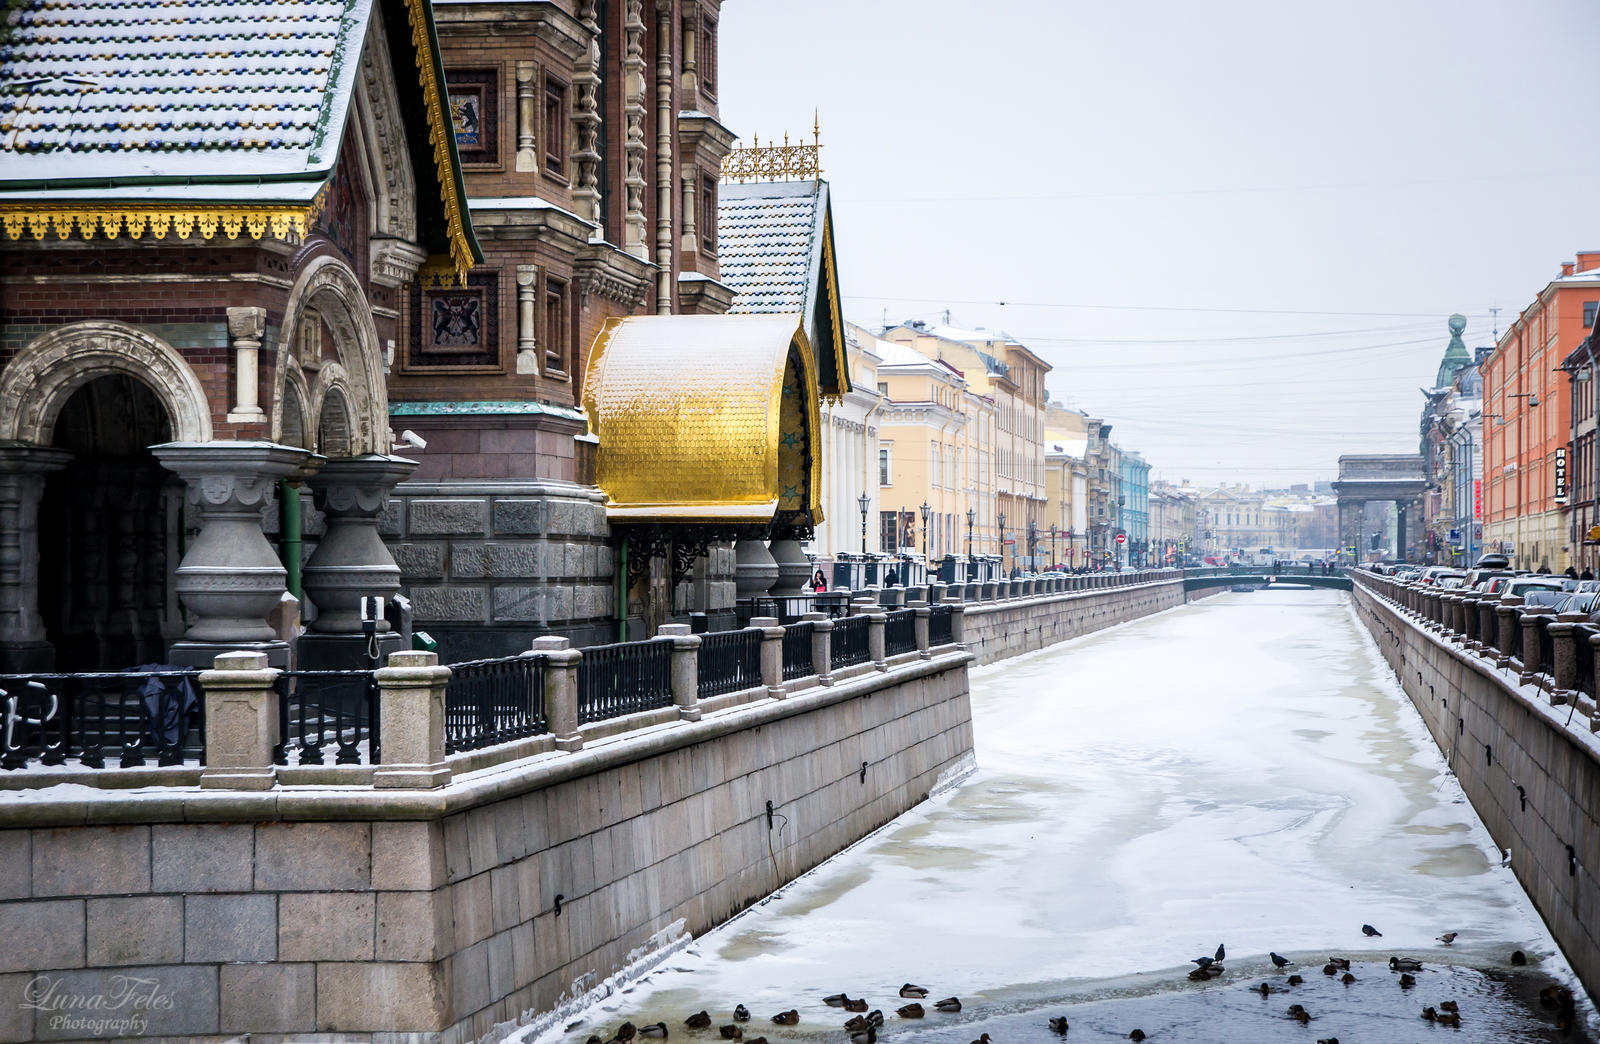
[616,536,628,642]
[279,479,303,600]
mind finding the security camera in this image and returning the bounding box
[396,429,427,451]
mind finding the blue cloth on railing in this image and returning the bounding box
[135,665,199,747]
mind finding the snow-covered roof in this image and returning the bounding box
[718,179,848,397]
[1047,434,1089,458]
[876,337,949,371]
[2,0,369,185]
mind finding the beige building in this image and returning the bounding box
[811,324,885,561]
[883,321,1049,570]
[1197,485,1298,559]
[1151,481,1200,563]
[1045,429,1091,568]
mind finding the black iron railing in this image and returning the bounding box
[274,670,379,766]
[884,609,918,657]
[1538,618,1555,680]
[1577,624,1597,698]
[697,629,763,699]
[929,605,955,646]
[782,621,815,681]
[443,654,548,753]
[577,639,673,724]
[831,614,871,670]
[0,670,203,770]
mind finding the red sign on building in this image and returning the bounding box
[1474,479,1482,520]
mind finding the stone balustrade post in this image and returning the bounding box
[1479,597,1506,660]
[805,611,834,686]
[1518,607,1554,683]
[198,651,281,791]
[1495,598,1523,665]
[752,616,785,698]
[914,605,931,658]
[951,603,968,648]
[868,610,888,670]
[657,623,702,722]
[1460,594,1480,646]
[373,650,452,789]
[532,635,583,751]
[1548,618,1581,694]
[929,583,945,605]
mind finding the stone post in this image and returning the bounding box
[929,583,945,605]
[1478,596,1502,659]
[805,611,834,686]
[868,609,887,670]
[533,635,583,751]
[734,539,778,598]
[152,441,312,666]
[225,307,267,424]
[198,651,280,791]
[658,623,702,722]
[1518,607,1554,684]
[372,650,452,789]
[914,605,931,658]
[300,454,417,664]
[1549,618,1582,694]
[951,603,968,648]
[1495,597,1523,666]
[767,538,811,595]
[0,444,72,671]
[752,616,784,698]
[1460,593,1480,646]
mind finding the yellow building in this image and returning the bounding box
[883,321,1050,569]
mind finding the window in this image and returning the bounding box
[700,172,717,255]
[876,382,889,397]
[880,511,899,552]
[879,446,891,486]
[544,275,570,376]
[699,14,717,97]
[543,79,567,177]
[1586,301,1598,329]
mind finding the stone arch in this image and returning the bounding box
[274,254,388,455]
[0,321,212,445]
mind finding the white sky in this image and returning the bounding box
[717,0,1600,488]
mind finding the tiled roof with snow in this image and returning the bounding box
[718,180,822,314]
[0,0,370,186]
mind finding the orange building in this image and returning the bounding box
[1481,254,1600,570]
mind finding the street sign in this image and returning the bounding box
[1115,533,1126,545]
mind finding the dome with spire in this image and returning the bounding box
[1434,314,1472,389]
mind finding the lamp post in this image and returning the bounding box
[919,500,931,584]
[966,507,976,577]
[997,510,1006,575]
[1049,522,1058,569]
[1027,519,1038,572]
[858,491,870,555]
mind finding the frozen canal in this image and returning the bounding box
[539,590,1592,1043]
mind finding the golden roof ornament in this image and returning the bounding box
[720,112,823,183]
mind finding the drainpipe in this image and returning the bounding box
[279,479,302,600]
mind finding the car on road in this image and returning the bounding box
[1421,567,1466,586]
[1504,577,1565,599]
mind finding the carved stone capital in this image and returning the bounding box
[226,306,266,343]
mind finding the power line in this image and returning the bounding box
[847,295,1492,319]
[836,169,1600,205]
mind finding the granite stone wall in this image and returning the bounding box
[1351,582,1600,1004]
[961,576,1190,665]
[0,651,974,1043]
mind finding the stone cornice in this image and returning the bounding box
[432,1,590,59]
[575,239,657,307]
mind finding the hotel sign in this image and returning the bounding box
[1474,479,1481,519]
[1555,447,1569,505]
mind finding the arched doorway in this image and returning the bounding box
[37,375,181,670]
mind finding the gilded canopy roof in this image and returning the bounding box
[582,314,825,525]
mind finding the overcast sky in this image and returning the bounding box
[717,0,1600,488]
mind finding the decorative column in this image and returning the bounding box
[678,5,699,95]
[373,650,452,790]
[534,635,583,751]
[151,441,312,667]
[868,609,887,671]
[654,0,675,314]
[572,1,605,230]
[622,0,649,258]
[0,444,71,671]
[767,538,810,595]
[914,605,931,658]
[658,623,702,722]
[515,61,538,172]
[752,615,784,698]
[516,264,540,374]
[734,538,778,598]
[198,651,280,791]
[680,170,698,255]
[225,306,266,424]
[1494,597,1522,666]
[299,454,416,666]
[951,603,968,648]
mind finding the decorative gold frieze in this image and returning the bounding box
[721,118,823,184]
[0,206,311,243]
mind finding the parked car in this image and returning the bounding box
[1474,552,1511,570]
[1438,576,1466,590]
[1522,589,1568,610]
[1504,577,1565,599]
[1421,567,1466,586]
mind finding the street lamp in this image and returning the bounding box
[858,491,870,555]
[997,511,1006,574]
[1027,519,1038,572]
[966,506,977,578]
[1049,522,1058,569]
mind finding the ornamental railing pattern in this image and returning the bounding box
[577,640,673,724]
[274,670,379,766]
[884,609,918,657]
[0,670,202,770]
[443,654,548,754]
[697,629,762,699]
[720,129,821,183]
[782,622,815,681]
[929,605,955,647]
[830,614,871,670]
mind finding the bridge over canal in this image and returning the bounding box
[1181,565,1353,592]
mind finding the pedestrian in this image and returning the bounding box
[884,566,899,587]
[811,569,827,593]
[1566,564,1579,579]
[1585,568,1596,581]
[1541,562,1553,575]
